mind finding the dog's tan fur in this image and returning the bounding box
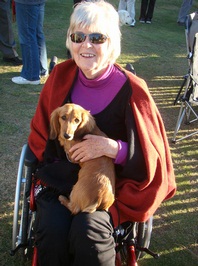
[49,103,115,214]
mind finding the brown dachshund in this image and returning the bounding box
[49,103,115,214]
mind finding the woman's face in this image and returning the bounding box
[70,27,110,79]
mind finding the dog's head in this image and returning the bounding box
[49,103,96,142]
[118,10,133,26]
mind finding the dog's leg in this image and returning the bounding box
[59,195,82,214]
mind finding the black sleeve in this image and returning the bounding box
[117,103,147,182]
[36,138,80,196]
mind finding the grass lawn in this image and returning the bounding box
[0,0,197,265]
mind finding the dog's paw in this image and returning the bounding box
[59,195,81,214]
[58,195,70,208]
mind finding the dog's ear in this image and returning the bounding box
[75,110,96,139]
[49,108,61,139]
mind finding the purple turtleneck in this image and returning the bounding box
[71,64,128,165]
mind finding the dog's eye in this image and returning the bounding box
[74,118,80,123]
[61,115,66,120]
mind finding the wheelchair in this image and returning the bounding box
[10,144,159,266]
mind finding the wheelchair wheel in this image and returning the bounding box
[135,216,153,260]
[117,216,153,265]
[11,144,35,260]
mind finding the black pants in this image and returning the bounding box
[140,0,156,20]
[73,0,82,5]
[35,189,115,266]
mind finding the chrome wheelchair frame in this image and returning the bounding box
[10,144,159,266]
[10,144,37,260]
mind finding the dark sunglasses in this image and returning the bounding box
[70,32,108,44]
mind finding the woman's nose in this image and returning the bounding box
[81,36,93,48]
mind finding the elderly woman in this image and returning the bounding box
[28,1,176,265]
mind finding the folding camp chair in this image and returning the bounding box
[172,11,198,143]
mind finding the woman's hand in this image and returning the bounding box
[69,134,119,162]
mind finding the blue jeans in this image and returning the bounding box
[177,0,193,23]
[118,0,136,22]
[15,3,48,81]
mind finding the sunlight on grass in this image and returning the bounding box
[153,75,184,81]
[161,246,190,255]
[159,197,198,207]
[175,54,187,59]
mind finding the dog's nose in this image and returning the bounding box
[64,133,72,139]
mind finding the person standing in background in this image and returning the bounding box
[177,0,194,25]
[73,0,82,4]
[118,0,136,27]
[0,0,22,66]
[12,0,48,85]
[139,0,156,24]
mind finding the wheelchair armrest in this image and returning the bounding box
[25,144,38,169]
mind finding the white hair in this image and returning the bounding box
[66,0,121,64]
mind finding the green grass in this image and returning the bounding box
[0,0,198,265]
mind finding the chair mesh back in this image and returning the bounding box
[185,12,198,102]
[192,33,198,101]
[187,12,198,53]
